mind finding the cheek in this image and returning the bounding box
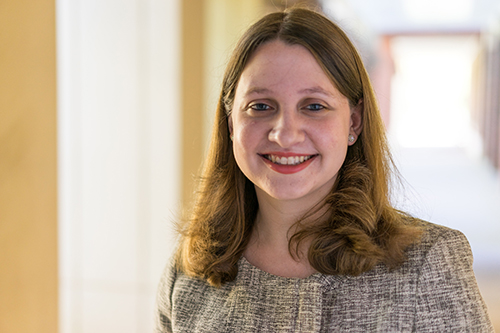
[233,119,263,165]
[313,119,350,146]
[234,119,265,146]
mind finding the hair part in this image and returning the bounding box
[176,7,422,287]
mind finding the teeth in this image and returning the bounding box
[266,154,313,165]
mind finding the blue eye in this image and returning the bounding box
[250,103,271,111]
[306,103,325,111]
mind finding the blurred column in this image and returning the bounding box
[472,20,500,171]
[181,0,206,209]
[0,0,58,332]
[57,0,181,331]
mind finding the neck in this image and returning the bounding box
[254,195,306,242]
[243,188,325,278]
[249,187,327,257]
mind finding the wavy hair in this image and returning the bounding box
[176,7,422,287]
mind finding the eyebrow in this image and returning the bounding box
[243,86,335,98]
[298,86,335,97]
[244,87,272,97]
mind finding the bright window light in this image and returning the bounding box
[403,0,473,23]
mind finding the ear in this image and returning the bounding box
[349,99,363,137]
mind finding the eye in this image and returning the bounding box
[305,103,325,111]
[249,103,271,111]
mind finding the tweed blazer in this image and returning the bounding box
[155,221,493,332]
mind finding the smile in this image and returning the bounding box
[264,154,315,166]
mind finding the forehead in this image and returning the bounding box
[236,40,340,97]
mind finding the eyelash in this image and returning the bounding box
[249,103,271,111]
[247,102,327,112]
[305,103,325,111]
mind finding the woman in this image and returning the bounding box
[155,7,493,332]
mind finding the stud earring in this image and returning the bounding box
[348,134,355,144]
[230,134,234,141]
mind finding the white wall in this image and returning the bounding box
[57,0,180,331]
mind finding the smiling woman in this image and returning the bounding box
[229,41,361,206]
[155,6,494,333]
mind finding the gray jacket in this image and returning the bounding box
[155,221,493,332]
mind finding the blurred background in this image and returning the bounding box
[1,0,499,332]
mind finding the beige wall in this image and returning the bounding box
[0,0,58,332]
[181,0,207,208]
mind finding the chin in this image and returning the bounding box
[263,188,314,202]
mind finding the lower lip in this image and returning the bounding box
[261,155,316,174]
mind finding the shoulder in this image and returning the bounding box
[407,220,472,265]
[404,219,476,290]
[155,255,181,333]
[406,220,494,332]
[419,219,468,245]
[157,256,179,304]
[156,257,244,332]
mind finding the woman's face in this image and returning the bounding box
[229,40,362,205]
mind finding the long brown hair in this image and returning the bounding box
[176,7,421,287]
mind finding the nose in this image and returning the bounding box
[268,109,305,148]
